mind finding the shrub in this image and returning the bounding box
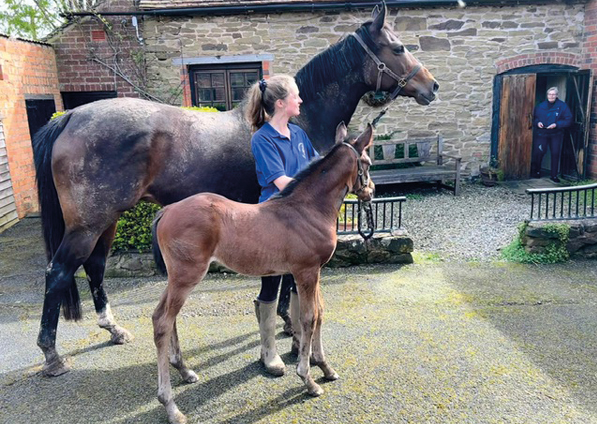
[112,201,162,253]
[501,222,570,264]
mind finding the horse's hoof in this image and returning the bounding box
[42,356,71,377]
[324,370,339,381]
[307,383,324,397]
[110,326,134,345]
[168,410,187,424]
[181,370,199,384]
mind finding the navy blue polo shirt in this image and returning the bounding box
[251,122,319,203]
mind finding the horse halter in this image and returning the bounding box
[342,141,375,240]
[352,32,422,100]
[342,142,369,195]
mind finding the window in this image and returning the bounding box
[190,63,261,111]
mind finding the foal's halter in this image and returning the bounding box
[342,142,369,195]
[352,32,422,101]
[342,142,375,240]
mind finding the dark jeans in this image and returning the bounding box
[531,132,563,179]
[258,274,296,317]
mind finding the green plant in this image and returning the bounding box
[112,201,162,252]
[51,110,67,120]
[181,106,220,113]
[338,193,358,225]
[501,222,570,264]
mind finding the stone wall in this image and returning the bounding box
[522,220,597,259]
[104,232,414,277]
[142,3,585,176]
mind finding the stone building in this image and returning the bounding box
[42,0,597,181]
[2,0,593,231]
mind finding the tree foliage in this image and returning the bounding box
[0,0,101,40]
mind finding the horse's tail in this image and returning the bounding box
[32,111,82,321]
[152,209,168,276]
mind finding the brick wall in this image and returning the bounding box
[0,36,62,218]
[48,0,145,100]
[584,0,597,179]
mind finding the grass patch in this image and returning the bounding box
[501,222,570,264]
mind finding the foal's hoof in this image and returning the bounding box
[307,383,324,397]
[110,326,134,345]
[42,357,71,377]
[324,370,339,381]
[181,369,199,384]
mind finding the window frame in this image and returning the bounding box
[189,62,262,111]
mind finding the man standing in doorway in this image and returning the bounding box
[531,87,573,182]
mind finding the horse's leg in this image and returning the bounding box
[83,223,133,345]
[154,264,207,424]
[38,230,99,376]
[169,321,198,383]
[311,286,339,381]
[277,274,293,335]
[294,268,324,397]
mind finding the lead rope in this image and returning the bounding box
[357,199,375,240]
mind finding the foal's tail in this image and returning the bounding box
[32,112,82,321]
[152,209,168,276]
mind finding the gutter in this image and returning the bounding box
[66,0,572,17]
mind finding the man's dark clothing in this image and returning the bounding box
[531,99,573,178]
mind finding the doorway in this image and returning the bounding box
[491,65,592,180]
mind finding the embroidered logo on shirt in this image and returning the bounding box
[298,143,306,159]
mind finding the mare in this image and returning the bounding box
[151,123,375,424]
[32,3,438,376]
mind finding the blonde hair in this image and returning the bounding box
[246,74,297,131]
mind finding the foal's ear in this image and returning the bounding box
[371,2,387,35]
[354,123,374,154]
[335,121,348,144]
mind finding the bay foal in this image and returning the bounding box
[151,123,374,423]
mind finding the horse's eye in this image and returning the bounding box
[393,45,405,55]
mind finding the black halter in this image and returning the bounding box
[352,32,422,101]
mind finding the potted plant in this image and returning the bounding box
[479,163,503,187]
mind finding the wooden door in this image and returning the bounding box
[498,74,536,179]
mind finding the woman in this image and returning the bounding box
[531,87,573,182]
[246,75,319,376]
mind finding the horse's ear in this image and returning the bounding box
[371,2,387,35]
[354,123,374,153]
[335,122,348,144]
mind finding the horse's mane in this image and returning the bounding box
[295,22,377,102]
[273,142,347,200]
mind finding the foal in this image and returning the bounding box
[151,123,374,424]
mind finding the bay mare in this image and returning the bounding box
[32,3,438,376]
[151,124,375,424]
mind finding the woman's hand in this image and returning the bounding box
[538,122,544,128]
[547,123,556,129]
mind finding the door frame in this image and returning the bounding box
[491,64,584,174]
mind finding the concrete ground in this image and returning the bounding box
[1,217,597,423]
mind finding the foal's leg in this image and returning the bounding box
[154,264,207,424]
[169,321,198,383]
[311,287,339,381]
[83,223,133,345]
[294,268,325,396]
[38,230,98,376]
